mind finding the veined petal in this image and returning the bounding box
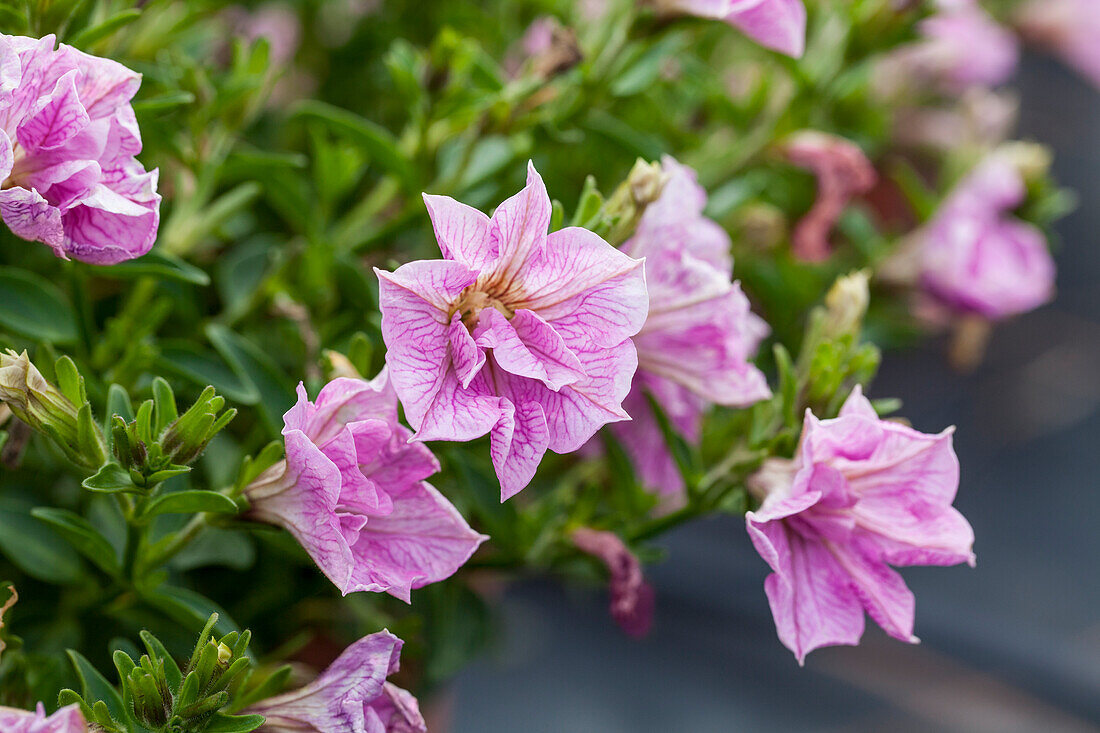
[247,632,402,731]
[364,683,427,733]
[509,337,638,454]
[16,68,89,151]
[747,518,865,664]
[376,261,478,430]
[473,308,585,391]
[0,187,64,251]
[423,192,494,270]
[60,180,159,264]
[448,312,485,388]
[414,367,505,443]
[345,482,487,601]
[610,385,688,498]
[519,226,648,348]
[56,43,140,118]
[250,432,355,594]
[830,536,918,644]
[490,398,550,501]
[487,160,551,283]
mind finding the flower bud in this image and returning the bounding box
[160,386,236,466]
[603,159,671,245]
[995,141,1052,184]
[823,270,871,339]
[0,350,105,467]
[322,349,362,380]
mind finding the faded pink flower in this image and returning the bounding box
[572,528,655,637]
[919,154,1055,319]
[657,0,806,57]
[0,34,160,264]
[746,386,975,664]
[244,370,486,601]
[1017,0,1100,90]
[911,0,1019,91]
[783,132,877,262]
[247,631,425,733]
[0,704,86,732]
[376,162,648,500]
[612,157,770,497]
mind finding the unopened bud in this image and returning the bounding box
[0,350,104,467]
[737,204,787,251]
[823,270,871,339]
[995,141,1052,184]
[603,159,670,246]
[0,350,76,433]
[323,350,362,380]
[217,642,232,667]
[627,159,669,208]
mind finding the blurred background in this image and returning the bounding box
[449,53,1100,733]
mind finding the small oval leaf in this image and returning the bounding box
[143,490,238,518]
[0,267,78,344]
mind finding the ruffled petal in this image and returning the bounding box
[518,226,648,348]
[473,308,585,391]
[345,482,487,600]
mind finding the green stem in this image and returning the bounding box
[138,513,208,576]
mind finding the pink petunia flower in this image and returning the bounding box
[657,0,806,58]
[0,704,86,732]
[572,528,655,638]
[246,631,426,733]
[0,34,160,264]
[612,156,770,498]
[911,0,1019,91]
[244,370,486,601]
[746,386,975,664]
[376,162,648,500]
[919,154,1055,320]
[783,132,877,263]
[1016,0,1100,91]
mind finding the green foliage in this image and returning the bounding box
[0,0,1073,720]
[59,614,270,733]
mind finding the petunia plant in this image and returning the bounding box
[0,0,1080,729]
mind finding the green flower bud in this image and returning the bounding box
[0,350,105,468]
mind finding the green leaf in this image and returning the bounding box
[69,8,142,47]
[611,32,688,97]
[156,342,260,405]
[204,713,266,732]
[142,490,238,518]
[421,581,492,684]
[31,508,121,576]
[145,586,241,637]
[205,325,294,436]
[139,629,183,690]
[0,267,78,344]
[292,100,416,189]
[83,463,140,494]
[132,91,195,114]
[91,251,210,286]
[0,506,83,584]
[66,649,128,724]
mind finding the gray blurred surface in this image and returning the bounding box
[449,56,1100,732]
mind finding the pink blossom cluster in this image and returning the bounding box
[247,631,425,733]
[612,156,770,498]
[919,154,1055,320]
[747,387,975,662]
[244,370,486,601]
[0,34,159,263]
